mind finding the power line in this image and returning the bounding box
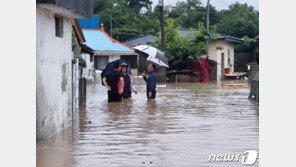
[110,17,126,29]
[215,0,229,7]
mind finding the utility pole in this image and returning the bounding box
[159,0,165,52]
[206,0,210,32]
[110,16,113,38]
[206,0,210,57]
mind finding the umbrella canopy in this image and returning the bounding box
[101,59,132,85]
[133,45,169,68]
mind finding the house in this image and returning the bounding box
[124,30,243,82]
[78,15,139,75]
[72,19,95,107]
[207,35,244,81]
[36,0,93,143]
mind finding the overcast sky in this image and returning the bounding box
[151,0,259,11]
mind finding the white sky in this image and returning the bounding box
[152,0,259,11]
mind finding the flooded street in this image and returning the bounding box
[37,78,258,167]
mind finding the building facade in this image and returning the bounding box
[78,15,138,74]
[208,39,237,81]
[36,0,92,143]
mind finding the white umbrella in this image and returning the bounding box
[133,45,169,68]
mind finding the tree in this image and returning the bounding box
[234,36,255,52]
[167,0,220,29]
[124,0,152,13]
[93,0,159,41]
[153,19,208,70]
[216,3,259,38]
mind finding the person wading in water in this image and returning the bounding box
[142,63,157,99]
[120,63,137,98]
[102,62,124,102]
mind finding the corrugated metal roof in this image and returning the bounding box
[82,29,133,52]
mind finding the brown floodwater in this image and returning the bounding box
[37,78,258,167]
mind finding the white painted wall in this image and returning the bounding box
[36,7,73,143]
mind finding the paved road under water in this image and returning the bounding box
[37,78,258,167]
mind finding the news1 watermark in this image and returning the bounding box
[208,150,258,166]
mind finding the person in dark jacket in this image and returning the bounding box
[102,62,124,102]
[120,63,137,98]
[142,63,157,99]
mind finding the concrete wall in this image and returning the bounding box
[36,7,73,143]
[167,71,201,83]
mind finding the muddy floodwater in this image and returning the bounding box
[37,78,258,167]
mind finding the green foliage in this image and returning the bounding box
[167,0,220,29]
[153,19,208,70]
[93,0,158,41]
[234,36,255,52]
[124,0,152,13]
[93,0,259,42]
[215,3,259,38]
[92,0,259,66]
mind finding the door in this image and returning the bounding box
[221,53,225,81]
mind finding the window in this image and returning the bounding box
[90,55,93,62]
[55,16,63,37]
[227,49,231,66]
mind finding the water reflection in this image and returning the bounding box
[37,79,258,167]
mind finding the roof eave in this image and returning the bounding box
[94,51,138,56]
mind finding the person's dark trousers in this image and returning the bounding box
[108,92,122,102]
[146,90,156,99]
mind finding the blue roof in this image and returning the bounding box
[78,15,100,29]
[82,30,133,52]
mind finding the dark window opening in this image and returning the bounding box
[256,53,259,65]
[55,16,63,37]
[90,55,93,62]
[227,49,231,66]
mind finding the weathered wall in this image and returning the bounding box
[36,7,73,143]
[81,53,95,81]
[109,55,121,62]
[167,71,201,83]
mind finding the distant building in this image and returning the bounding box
[207,35,244,81]
[124,30,243,81]
[124,34,154,47]
[78,15,138,75]
[36,0,93,143]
